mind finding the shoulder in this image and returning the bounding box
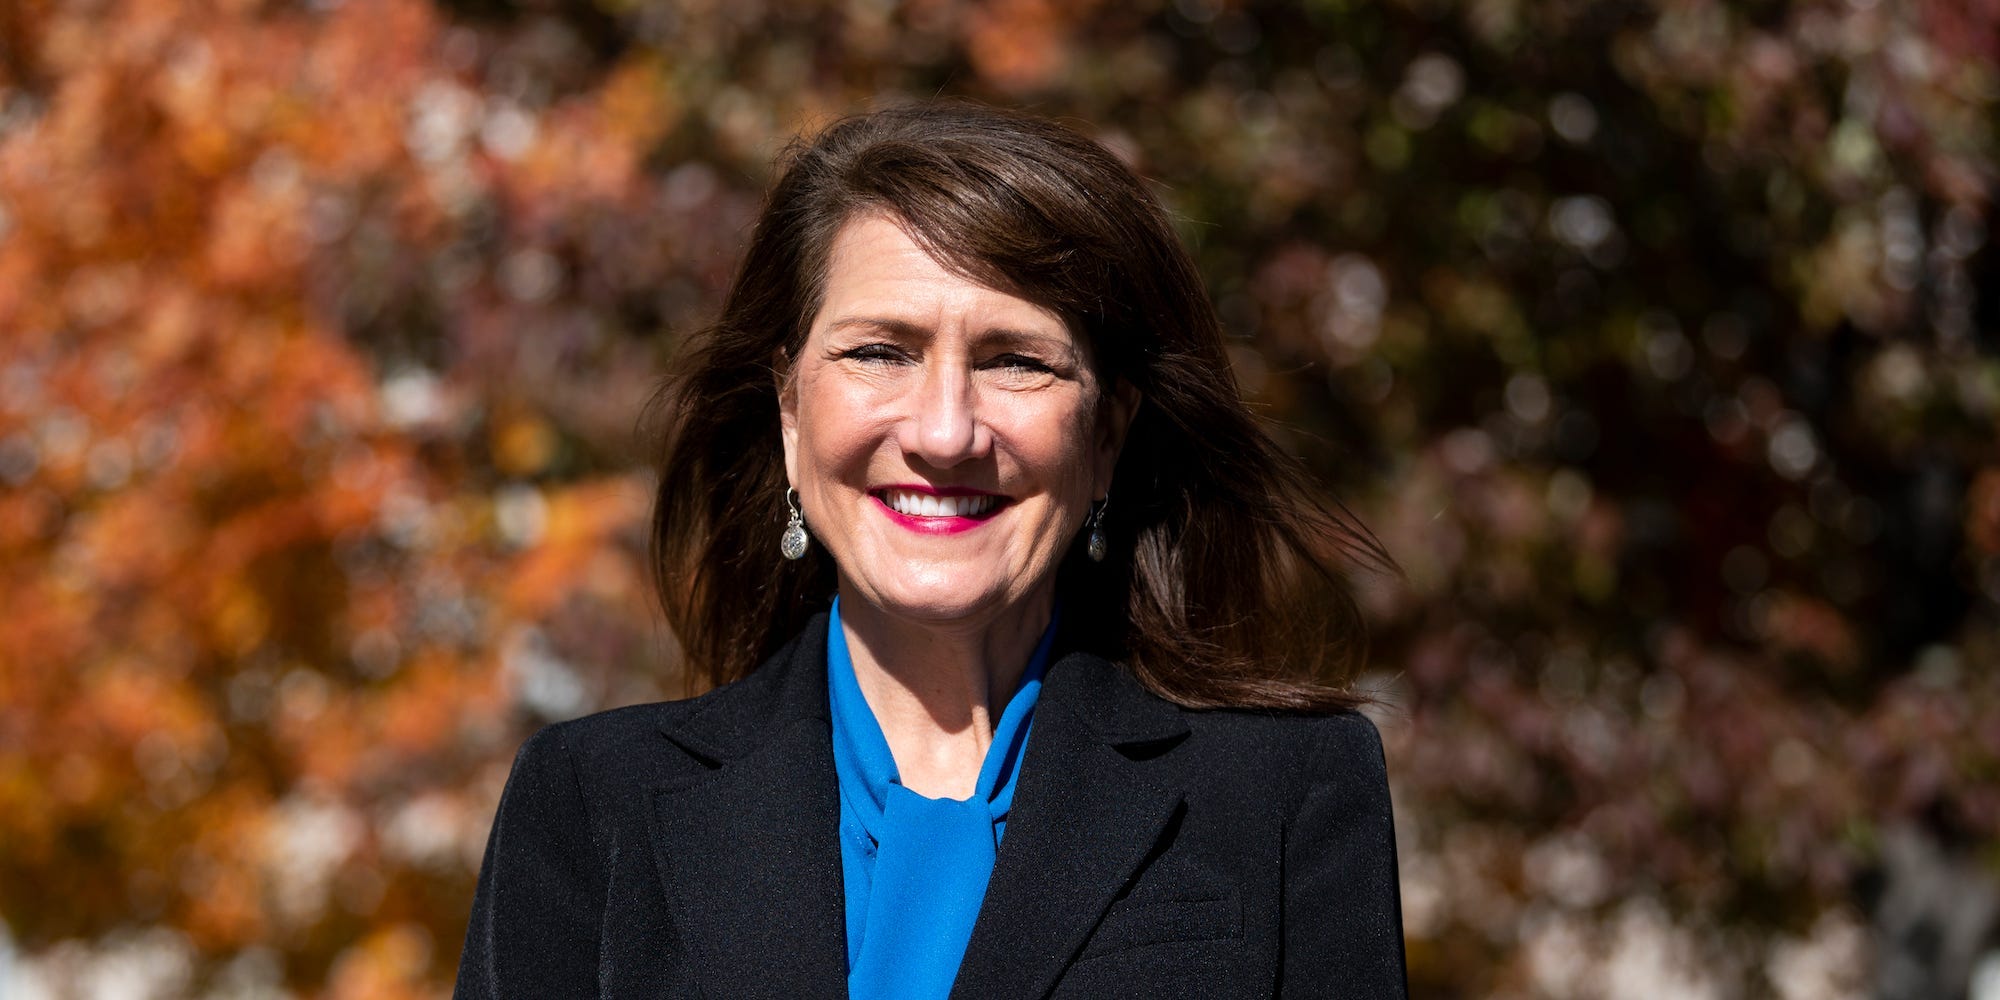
[1043,651,1389,799]
[1181,705,1381,750]
[535,682,726,754]
[506,667,775,796]
[517,622,822,793]
[1176,707,1387,802]
[492,703,681,817]
[523,699,683,762]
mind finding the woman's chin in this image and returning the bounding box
[852,590,1001,626]
[838,575,1039,629]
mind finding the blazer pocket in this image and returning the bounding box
[1074,892,1243,962]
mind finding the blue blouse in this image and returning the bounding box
[827,596,1057,1000]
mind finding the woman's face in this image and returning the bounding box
[780,212,1136,629]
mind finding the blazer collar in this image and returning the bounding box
[655,614,1190,756]
[1041,647,1191,747]
[656,612,833,765]
[649,612,1194,1000]
[647,613,849,1000]
[949,650,1191,1000]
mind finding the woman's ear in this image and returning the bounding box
[1093,377,1141,496]
[777,353,800,487]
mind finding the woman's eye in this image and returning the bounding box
[989,354,1053,373]
[838,344,908,364]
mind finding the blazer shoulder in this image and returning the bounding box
[537,698,689,753]
[1301,708,1386,766]
[1276,708,1408,996]
[543,645,799,748]
[1175,705,1388,802]
[534,627,823,780]
[519,687,731,799]
[1180,704,1384,757]
[1295,709,1389,796]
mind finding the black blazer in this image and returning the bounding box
[454,614,1408,999]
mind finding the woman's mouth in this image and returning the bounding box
[869,486,1007,533]
[877,489,1000,518]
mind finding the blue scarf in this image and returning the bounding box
[827,596,1056,1000]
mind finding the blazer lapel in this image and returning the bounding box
[648,616,850,1000]
[949,651,1191,1000]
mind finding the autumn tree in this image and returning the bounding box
[1,0,1995,995]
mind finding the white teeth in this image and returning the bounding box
[882,490,998,518]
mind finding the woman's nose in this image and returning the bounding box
[901,362,986,467]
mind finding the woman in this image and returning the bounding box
[455,101,1407,999]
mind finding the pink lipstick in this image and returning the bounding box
[869,484,1009,535]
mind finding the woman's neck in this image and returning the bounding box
[836,589,1054,800]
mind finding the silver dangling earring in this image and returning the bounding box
[1085,494,1109,563]
[780,487,811,560]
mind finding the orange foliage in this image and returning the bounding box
[1,0,666,989]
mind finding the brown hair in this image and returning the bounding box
[644,100,1390,710]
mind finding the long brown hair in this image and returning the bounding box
[643,100,1391,710]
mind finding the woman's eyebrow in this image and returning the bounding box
[980,326,1091,370]
[824,316,1073,354]
[824,316,929,339]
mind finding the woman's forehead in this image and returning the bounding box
[813,215,1082,345]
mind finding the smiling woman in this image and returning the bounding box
[782,213,1132,679]
[781,212,1135,800]
[454,101,1409,1000]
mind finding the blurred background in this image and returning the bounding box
[1,0,1996,996]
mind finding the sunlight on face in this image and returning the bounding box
[779,212,1130,629]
